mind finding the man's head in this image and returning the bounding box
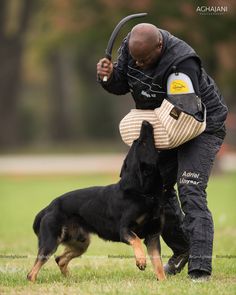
[128,23,163,70]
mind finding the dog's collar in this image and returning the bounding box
[140,192,157,199]
[120,183,159,201]
[126,190,159,201]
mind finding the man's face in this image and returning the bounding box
[129,39,162,70]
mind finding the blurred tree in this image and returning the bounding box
[1,0,235,149]
[0,0,36,148]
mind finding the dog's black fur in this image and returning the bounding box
[27,121,166,282]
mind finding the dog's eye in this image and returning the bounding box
[142,167,150,176]
[141,163,155,176]
[143,170,150,177]
[139,140,146,146]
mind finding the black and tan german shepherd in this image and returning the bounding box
[27,121,166,282]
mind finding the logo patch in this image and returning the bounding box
[170,107,181,120]
[169,80,189,94]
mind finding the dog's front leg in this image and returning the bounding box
[144,235,166,281]
[120,228,146,271]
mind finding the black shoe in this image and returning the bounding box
[164,251,189,275]
[189,270,211,282]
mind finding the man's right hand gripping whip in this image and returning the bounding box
[102,13,147,82]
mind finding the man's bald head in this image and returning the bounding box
[128,23,163,69]
[129,23,160,47]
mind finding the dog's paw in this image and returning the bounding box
[136,258,146,271]
[55,256,69,277]
[27,272,36,283]
[61,267,69,277]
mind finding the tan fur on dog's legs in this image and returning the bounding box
[127,232,146,270]
[27,254,48,283]
[55,238,90,276]
[145,236,166,281]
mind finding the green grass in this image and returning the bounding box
[0,172,236,294]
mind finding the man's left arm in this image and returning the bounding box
[167,57,201,96]
[166,58,204,119]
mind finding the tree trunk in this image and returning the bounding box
[0,36,23,147]
[49,50,72,142]
[0,0,35,148]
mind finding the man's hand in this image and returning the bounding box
[97,58,113,82]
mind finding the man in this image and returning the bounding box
[97,23,228,281]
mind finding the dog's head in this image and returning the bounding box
[120,121,162,196]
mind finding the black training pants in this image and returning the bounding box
[159,132,224,274]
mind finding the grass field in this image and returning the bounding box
[0,172,236,294]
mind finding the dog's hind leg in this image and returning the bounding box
[55,231,90,276]
[27,237,60,282]
[27,250,50,283]
[27,212,62,282]
[144,235,166,281]
[120,229,146,271]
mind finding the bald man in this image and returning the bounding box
[97,23,227,281]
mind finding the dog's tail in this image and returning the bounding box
[33,199,59,235]
[33,208,47,236]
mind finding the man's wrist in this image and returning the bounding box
[97,72,113,84]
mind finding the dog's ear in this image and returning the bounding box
[120,158,127,178]
[137,162,144,188]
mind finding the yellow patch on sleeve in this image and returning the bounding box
[169,80,190,94]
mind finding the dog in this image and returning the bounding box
[27,121,166,282]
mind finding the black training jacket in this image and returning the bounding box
[100,29,228,134]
